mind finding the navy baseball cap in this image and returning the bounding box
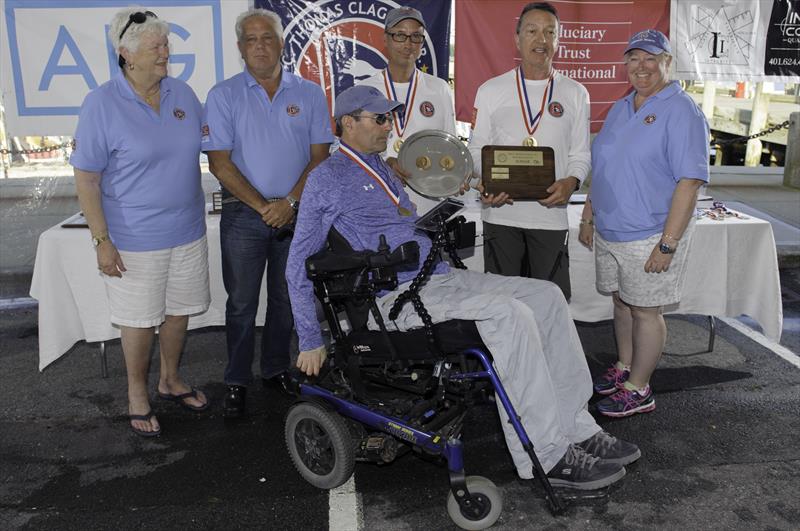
[624,29,671,55]
[334,85,403,119]
[385,6,426,29]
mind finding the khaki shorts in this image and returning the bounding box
[103,236,210,328]
[594,221,694,308]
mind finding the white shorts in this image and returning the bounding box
[103,235,211,328]
[594,221,694,308]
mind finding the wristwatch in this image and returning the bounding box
[92,233,110,247]
[658,242,676,254]
[286,194,299,211]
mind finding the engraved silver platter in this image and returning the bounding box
[397,129,473,199]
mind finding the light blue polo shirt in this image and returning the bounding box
[201,69,334,198]
[70,72,205,252]
[590,81,709,242]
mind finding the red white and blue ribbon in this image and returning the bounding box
[383,68,419,139]
[515,66,554,138]
[339,141,400,207]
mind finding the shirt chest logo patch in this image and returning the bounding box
[173,108,186,120]
[548,101,564,117]
[644,114,657,125]
[287,104,301,116]
[363,183,375,191]
[419,101,435,117]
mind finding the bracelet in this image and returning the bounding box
[579,218,594,226]
[662,233,680,241]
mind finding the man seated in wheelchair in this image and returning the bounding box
[286,85,640,491]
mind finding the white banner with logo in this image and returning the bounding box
[671,0,800,81]
[0,0,249,135]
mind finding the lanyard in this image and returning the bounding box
[339,142,401,206]
[383,68,419,138]
[516,67,554,137]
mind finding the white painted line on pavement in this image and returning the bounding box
[329,475,361,531]
[719,317,800,369]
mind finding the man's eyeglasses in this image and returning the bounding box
[386,32,425,44]
[119,10,157,40]
[351,112,394,126]
[118,11,158,68]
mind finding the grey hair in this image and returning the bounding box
[108,7,169,55]
[235,8,284,42]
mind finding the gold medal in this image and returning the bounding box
[416,155,431,170]
[398,206,412,216]
[522,136,538,147]
[393,139,404,153]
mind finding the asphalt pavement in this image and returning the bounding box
[1,298,798,529]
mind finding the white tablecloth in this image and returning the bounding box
[565,206,783,342]
[31,205,782,370]
[30,213,266,370]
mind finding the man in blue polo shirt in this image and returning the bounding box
[202,8,334,418]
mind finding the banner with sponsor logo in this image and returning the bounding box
[454,0,669,133]
[0,0,248,135]
[671,0,800,81]
[255,0,451,119]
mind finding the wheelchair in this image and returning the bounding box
[284,215,566,530]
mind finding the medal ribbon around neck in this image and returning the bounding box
[383,68,419,138]
[516,67,554,138]
[339,141,402,208]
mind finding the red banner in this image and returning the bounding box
[455,0,669,132]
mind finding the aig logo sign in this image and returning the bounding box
[2,0,224,117]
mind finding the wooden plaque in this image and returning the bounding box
[481,145,556,200]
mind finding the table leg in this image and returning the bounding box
[706,316,716,353]
[99,341,108,378]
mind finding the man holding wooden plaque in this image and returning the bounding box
[467,2,590,299]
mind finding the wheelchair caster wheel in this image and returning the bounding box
[446,476,502,530]
[285,402,355,489]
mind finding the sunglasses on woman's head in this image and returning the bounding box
[118,11,158,68]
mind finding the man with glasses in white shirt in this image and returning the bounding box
[359,6,457,215]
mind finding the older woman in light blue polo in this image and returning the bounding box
[71,7,210,437]
[578,29,709,417]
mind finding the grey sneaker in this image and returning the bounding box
[578,430,641,466]
[546,444,626,490]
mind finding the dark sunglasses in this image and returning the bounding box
[352,112,394,126]
[118,10,158,68]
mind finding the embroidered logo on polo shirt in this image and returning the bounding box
[644,114,657,124]
[173,108,185,120]
[287,104,300,116]
[419,101,435,117]
[548,101,564,117]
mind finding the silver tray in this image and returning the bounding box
[397,129,473,199]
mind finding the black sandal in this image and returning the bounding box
[129,410,161,437]
[157,388,210,412]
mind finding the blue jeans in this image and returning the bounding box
[220,201,294,385]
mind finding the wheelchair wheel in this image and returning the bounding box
[285,402,355,490]
[446,476,502,530]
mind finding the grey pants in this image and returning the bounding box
[371,269,599,477]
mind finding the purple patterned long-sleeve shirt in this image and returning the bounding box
[287,148,449,351]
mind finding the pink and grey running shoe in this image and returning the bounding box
[593,364,630,395]
[596,386,656,418]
